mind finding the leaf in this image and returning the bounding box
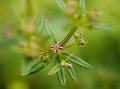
[21,59,47,76]
[91,23,112,30]
[45,20,57,43]
[48,64,60,76]
[66,65,77,81]
[37,16,45,32]
[57,67,66,86]
[63,53,93,69]
[79,0,86,13]
[56,0,67,13]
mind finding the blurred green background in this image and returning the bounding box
[0,0,120,89]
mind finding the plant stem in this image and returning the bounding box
[26,0,33,18]
[60,26,78,47]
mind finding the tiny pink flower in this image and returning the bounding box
[50,43,64,53]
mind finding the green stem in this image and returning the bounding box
[60,26,78,47]
[26,0,33,18]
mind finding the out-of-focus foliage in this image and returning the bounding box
[0,0,120,89]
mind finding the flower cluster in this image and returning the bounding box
[14,0,111,86]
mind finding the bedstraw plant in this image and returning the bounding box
[14,0,111,86]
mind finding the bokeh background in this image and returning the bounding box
[0,0,120,89]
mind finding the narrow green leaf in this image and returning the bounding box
[56,0,67,13]
[45,20,57,43]
[29,62,47,75]
[79,0,86,13]
[63,53,93,69]
[21,59,47,76]
[57,67,66,86]
[48,64,60,76]
[91,23,112,30]
[37,16,45,32]
[66,65,77,81]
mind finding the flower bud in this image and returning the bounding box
[3,25,13,38]
[66,0,78,15]
[61,61,72,68]
[24,53,37,60]
[88,9,101,22]
[21,40,39,60]
[66,63,72,68]
[40,52,48,62]
[29,41,38,50]
[69,53,74,58]
[61,61,66,67]
[19,41,27,48]
[73,33,86,45]
[80,37,86,45]
[21,20,35,35]
[67,0,78,8]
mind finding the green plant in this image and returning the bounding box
[14,0,111,86]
